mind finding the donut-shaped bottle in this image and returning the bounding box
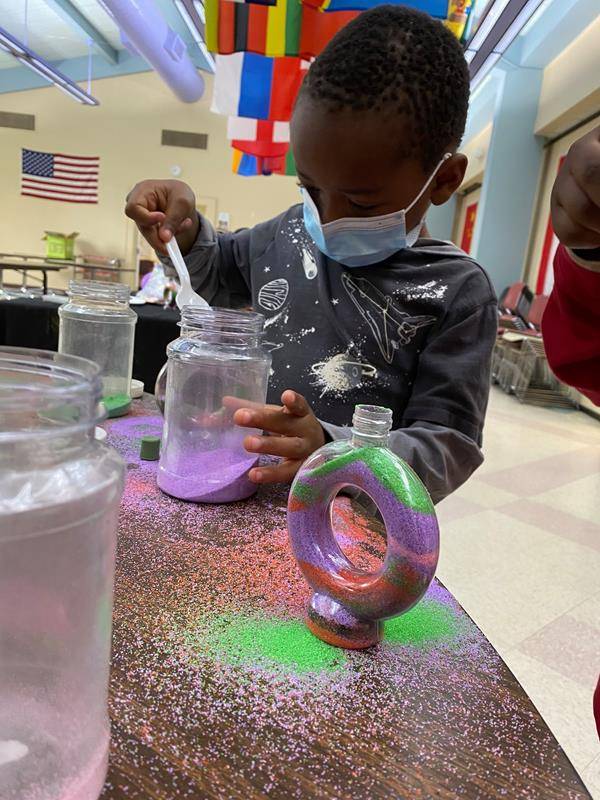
[287,405,439,649]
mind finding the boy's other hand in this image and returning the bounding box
[551,126,600,249]
[125,179,199,255]
[229,391,326,484]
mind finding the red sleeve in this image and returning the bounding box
[542,244,600,406]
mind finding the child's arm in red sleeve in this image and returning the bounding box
[542,245,600,406]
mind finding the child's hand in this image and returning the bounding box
[125,179,199,255]
[551,126,600,249]
[230,391,326,484]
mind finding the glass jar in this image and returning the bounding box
[58,280,137,416]
[0,346,125,800]
[288,404,439,649]
[157,307,271,503]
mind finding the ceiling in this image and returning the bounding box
[0,0,124,69]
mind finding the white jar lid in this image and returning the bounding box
[131,379,144,399]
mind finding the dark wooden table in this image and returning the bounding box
[100,399,591,800]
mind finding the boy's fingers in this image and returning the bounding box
[244,435,308,460]
[249,460,301,485]
[125,204,165,227]
[223,396,279,415]
[234,406,301,436]
[138,224,166,254]
[281,390,310,417]
[160,196,197,239]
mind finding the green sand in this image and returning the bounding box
[185,615,348,674]
[182,600,458,676]
[293,447,433,515]
[384,600,457,645]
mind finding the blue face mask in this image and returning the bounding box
[302,153,451,268]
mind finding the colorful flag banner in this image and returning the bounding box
[445,0,474,41]
[229,118,290,157]
[206,0,357,58]
[212,52,309,120]
[301,0,447,14]
[227,116,290,142]
[21,148,99,204]
[232,146,296,176]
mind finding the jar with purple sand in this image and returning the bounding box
[287,404,439,650]
[157,307,271,503]
[0,346,125,800]
[59,280,137,417]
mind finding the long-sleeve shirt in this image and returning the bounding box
[541,243,600,741]
[162,205,497,503]
[542,244,600,406]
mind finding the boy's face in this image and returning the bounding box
[291,99,466,232]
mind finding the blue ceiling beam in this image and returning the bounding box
[43,0,119,64]
[519,0,600,68]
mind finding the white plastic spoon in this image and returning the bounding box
[166,237,209,310]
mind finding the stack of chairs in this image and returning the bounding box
[492,282,575,407]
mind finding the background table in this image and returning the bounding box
[0,297,179,391]
[0,262,66,294]
[99,399,591,799]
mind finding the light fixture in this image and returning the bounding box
[0,28,26,57]
[466,0,511,55]
[193,0,206,25]
[173,0,214,71]
[0,25,99,105]
[465,0,546,87]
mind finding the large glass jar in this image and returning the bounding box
[157,307,271,503]
[0,346,125,800]
[58,280,137,416]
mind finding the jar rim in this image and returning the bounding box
[0,346,101,430]
[68,279,130,304]
[180,306,265,332]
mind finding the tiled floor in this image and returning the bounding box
[437,387,600,798]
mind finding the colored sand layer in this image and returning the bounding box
[157,448,258,503]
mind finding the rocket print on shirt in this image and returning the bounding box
[341,273,436,364]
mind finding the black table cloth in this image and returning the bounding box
[0,298,180,393]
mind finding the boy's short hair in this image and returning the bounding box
[300,4,470,169]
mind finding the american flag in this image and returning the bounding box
[21,148,99,204]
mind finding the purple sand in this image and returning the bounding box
[157,448,258,503]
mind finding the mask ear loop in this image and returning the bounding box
[406,152,453,214]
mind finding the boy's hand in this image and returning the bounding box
[125,179,199,255]
[551,126,600,249]
[230,391,326,484]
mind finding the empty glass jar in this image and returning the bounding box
[157,307,271,503]
[58,280,137,416]
[0,346,125,800]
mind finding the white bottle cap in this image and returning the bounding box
[131,379,144,399]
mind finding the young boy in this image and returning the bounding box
[126,5,497,503]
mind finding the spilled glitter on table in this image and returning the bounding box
[100,398,590,800]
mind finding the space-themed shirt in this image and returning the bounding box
[162,204,497,502]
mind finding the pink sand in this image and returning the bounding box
[157,448,258,503]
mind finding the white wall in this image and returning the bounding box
[0,70,299,289]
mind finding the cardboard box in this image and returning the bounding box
[43,231,78,260]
